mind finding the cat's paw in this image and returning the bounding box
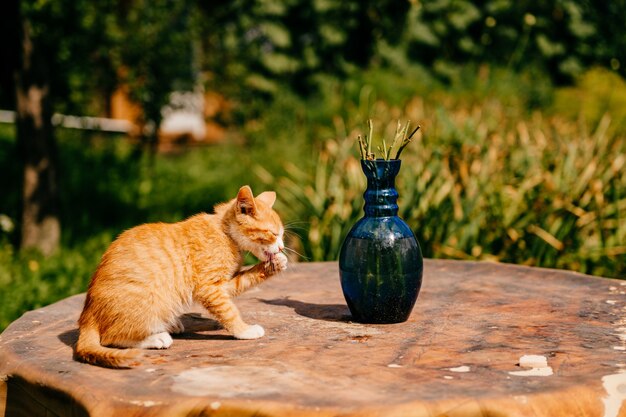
[267,252,288,275]
[234,324,265,340]
[138,332,173,349]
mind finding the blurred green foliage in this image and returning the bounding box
[199,0,409,97]
[198,0,626,111]
[2,0,624,117]
[116,0,198,142]
[552,67,626,133]
[200,0,626,106]
[1,0,197,135]
[399,0,625,83]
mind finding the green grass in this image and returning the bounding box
[0,65,625,331]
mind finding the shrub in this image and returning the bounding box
[261,88,626,278]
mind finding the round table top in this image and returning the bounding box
[1,260,625,417]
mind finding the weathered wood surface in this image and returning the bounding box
[1,260,626,417]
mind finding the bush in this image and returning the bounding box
[552,67,626,135]
[260,70,626,279]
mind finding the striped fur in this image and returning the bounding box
[74,186,287,368]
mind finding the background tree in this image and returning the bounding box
[197,0,410,111]
[116,0,196,153]
[1,0,197,255]
[10,0,61,255]
[5,0,127,255]
[398,0,625,83]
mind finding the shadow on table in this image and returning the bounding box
[57,313,228,347]
[175,313,233,340]
[58,329,80,347]
[259,298,351,322]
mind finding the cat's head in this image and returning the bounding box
[230,185,285,262]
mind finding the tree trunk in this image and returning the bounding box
[15,12,60,256]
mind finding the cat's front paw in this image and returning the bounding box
[266,252,288,275]
[234,324,265,340]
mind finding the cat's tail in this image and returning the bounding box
[74,324,143,369]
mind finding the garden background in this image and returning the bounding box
[0,0,625,331]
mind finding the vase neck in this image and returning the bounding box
[361,159,400,217]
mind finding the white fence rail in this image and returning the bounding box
[0,110,132,133]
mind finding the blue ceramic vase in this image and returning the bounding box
[339,159,423,323]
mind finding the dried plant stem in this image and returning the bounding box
[357,120,421,161]
[367,119,373,159]
[357,135,367,160]
[394,124,421,160]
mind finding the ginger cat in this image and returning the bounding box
[74,186,287,368]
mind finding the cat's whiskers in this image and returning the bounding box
[284,229,305,233]
[284,220,309,227]
[283,229,308,244]
[280,224,311,262]
[281,246,310,261]
[284,222,310,233]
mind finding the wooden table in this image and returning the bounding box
[1,260,626,417]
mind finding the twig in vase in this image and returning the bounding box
[356,120,421,161]
[394,124,421,160]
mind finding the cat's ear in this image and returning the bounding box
[236,185,257,216]
[256,191,276,208]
